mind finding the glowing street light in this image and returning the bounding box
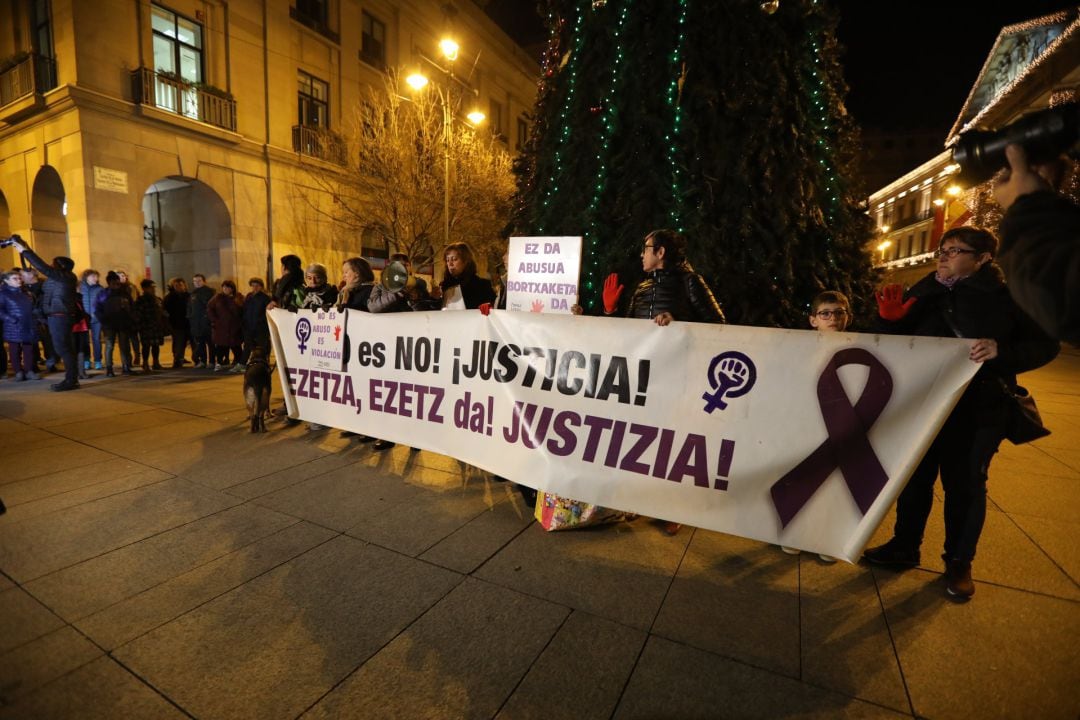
[466,109,486,125]
[405,72,429,91]
[439,38,460,61]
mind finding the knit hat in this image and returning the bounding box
[52,256,75,272]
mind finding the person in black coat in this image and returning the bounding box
[433,242,495,310]
[269,254,305,312]
[8,237,81,390]
[163,277,191,368]
[864,226,1060,600]
[992,143,1079,346]
[239,277,272,369]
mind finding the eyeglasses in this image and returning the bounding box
[814,309,848,319]
[642,244,655,253]
[935,247,976,259]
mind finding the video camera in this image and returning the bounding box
[0,233,22,249]
[951,102,1079,186]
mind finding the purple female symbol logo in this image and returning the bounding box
[702,351,757,413]
[295,317,312,354]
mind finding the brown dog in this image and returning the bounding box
[243,347,273,433]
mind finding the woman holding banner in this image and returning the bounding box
[864,227,1058,600]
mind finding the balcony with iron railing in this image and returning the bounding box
[0,52,57,120]
[293,125,347,164]
[886,208,935,233]
[131,67,237,133]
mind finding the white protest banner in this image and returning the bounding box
[268,309,979,562]
[506,236,582,313]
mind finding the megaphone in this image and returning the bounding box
[381,260,414,292]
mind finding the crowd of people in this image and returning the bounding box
[0,149,1072,601]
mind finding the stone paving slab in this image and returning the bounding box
[79,417,233,455]
[255,462,425,531]
[614,635,909,719]
[0,426,73,453]
[877,569,1080,720]
[0,655,189,720]
[475,519,688,630]
[0,586,65,654]
[0,469,173,523]
[113,534,463,720]
[495,610,646,720]
[224,451,367,500]
[77,521,337,651]
[42,408,202,441]
[304,577,569,719]
[24,503,300,620]
[0,440,118,484]
[0,457,169,509]
[0,477,241,582]
[0,625,102,706]
[418,486,536,574]
[651,531,802,678]
[1010,514,1080,585]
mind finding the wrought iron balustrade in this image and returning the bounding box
[0,53,57,108]
[131,67,237,132]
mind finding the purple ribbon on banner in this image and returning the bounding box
[770,348,893,528]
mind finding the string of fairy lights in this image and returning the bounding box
[582,0,634,304]
[665,0,691,231]
[802,0,841,269]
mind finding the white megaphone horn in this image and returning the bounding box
[381,260,414,292]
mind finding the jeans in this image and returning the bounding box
[47,315,78,385]
[192,333,212,364]
[90,321,103,364]
[103,327,133,370]
[170,326,189,366]
[7,341,34,374]
[892,383,1008,562]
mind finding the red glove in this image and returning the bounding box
[479,303,491,316]
[602,273,624,314]
[876,284,916,321]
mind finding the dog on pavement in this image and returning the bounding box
[243,347,273,433]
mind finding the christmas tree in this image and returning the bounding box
[512,0,877,327]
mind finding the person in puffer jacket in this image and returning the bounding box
[8,236,81,391]
[601,228,725,326]
[599,229,725,536]
[1,269,40,380]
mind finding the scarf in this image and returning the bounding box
[934,271,964,288]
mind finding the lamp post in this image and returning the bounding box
[405,38,485,249]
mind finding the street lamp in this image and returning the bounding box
[405,38,485,249]
[877,240,892,263]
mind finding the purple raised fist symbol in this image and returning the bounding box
[702,351,757,413]
[295,317,312,354]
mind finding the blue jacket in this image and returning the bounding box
[80,279,106,323]
[0,283,37,342]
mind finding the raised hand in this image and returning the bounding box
[478,302,491,316]
[531,299,545,313]
[876,283,916,321]
[602,273,624,314]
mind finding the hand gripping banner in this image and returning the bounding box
[269,309,979,562]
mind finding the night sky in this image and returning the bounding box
[481,0,1078,137]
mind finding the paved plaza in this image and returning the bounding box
[1,349,1078,719]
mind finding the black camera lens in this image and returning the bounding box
[952,103,1079,186]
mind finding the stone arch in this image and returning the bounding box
[142,176,233,287]
[0,190,12,268]
[31,165,68,260]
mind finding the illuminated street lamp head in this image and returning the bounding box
[466,109,485,125]
[877,240,892,252]
[405,73,429,91]
[933,198,946,207]
[880,225,890,234]
[439,38,460,61]
[946,184,962,196]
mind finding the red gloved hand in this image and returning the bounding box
[479,303,492,316]
[602,273,624,314]
[876,284,916,321]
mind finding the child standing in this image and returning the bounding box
[780,290,852,562]
[134,279,167,372]
[0,270,40,380]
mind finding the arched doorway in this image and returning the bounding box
[0,190,14,269]
[142,177,232,287]
[31,166,68,261]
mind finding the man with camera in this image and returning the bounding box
[992,143,1079,346]
[4,235,82,390]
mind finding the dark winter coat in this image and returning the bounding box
[80,280,106,324]
[0,283,36,342]
[297,283,339,311]
[998,190,1080,346]
[163,289,190,332]
[439,272,496,310]
[134,294,167,345]
[187,285,215,336]
[625,263,725,323]
[881,264,1059,399]
[207,292,243,346]
[20,249,78,318]
[272,269,305,311]
[242,290,272,337]
[95,287,137,332]
[337,282,375,312]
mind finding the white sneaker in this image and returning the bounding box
[194,361,207,369]
[780,546,801,555]
[230,363,246,373]
[818,554,838,563]
[213,363,223,372]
